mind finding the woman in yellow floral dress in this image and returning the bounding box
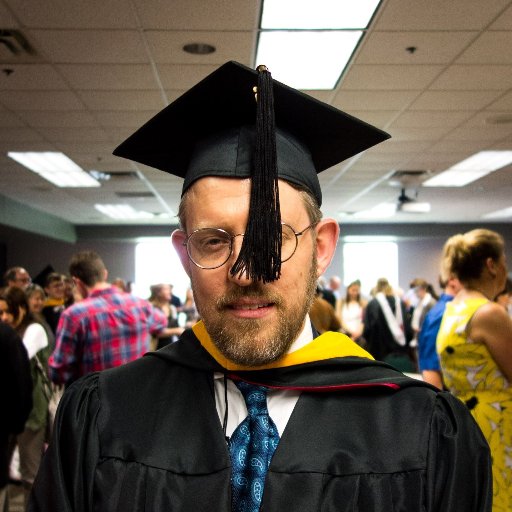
[437,229,512,511]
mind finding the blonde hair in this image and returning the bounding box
[375,277,393,296]
[441,229,505,283]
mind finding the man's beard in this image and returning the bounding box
[194,254,318,367]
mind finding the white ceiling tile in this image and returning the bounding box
[56,64,157,90]
[486,91,512,111]
[356,31,479,64]
[0,90,84,110]
[0,127,45,142]
[341,64,443,90]
[410,90,502,110]
[457,32,512,64]
[28,29,148,63]
[368,140,433,154]
[345,110,401,129]
[4,0,136,29]
[42,127,111,143]
[0,65,69,89]
[427,139,493,153]
[391,110,473,128]
[77,90,165,110]
[444,124,512,141]
[54,141,115,155]
[373,0,511,30]
[157,64,220,90]
[0,110,25,127]
[0,2,19,26]
[333,90,419,110]
[388,126,453,141]
[95,111,156,127]
[17,110,98,128]
[430,65,512,90]
[133,0,260,30]
[146,31,254,64]
[489,3,512,28]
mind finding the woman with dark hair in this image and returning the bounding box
[437,228,512,511]
[0,286,51,495]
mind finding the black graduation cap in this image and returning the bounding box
[114,61,390,283]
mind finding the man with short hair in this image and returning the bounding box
[31,62,491,511]
[41,272,66,335]
[48,251,167,386]
[3,266,31,290]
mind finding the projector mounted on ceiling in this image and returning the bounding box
[397,188,431,213]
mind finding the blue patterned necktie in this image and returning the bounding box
[229,380,280,512]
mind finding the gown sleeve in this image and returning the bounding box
[27,372,102,512]
[427,391,492,511]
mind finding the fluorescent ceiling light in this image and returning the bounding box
[257,0,380,90]
[7,151,100,188]
[261,0,380,29]
[398,201,431,213]
[95,204,154,220]
[423,150,512,187]
[353,202,396,219]
[256,31,362,89]
[482,206,512,220]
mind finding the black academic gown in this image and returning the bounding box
[29,326,492,511]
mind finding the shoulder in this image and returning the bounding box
[470,300,510,332]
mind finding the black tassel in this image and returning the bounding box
[230,65,282,283]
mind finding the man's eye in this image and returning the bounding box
[201,236,230,250]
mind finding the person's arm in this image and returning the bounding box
[48,310,79,386]
[468,301,512,382]
[427,392,492,511]
[27,373,101,512]
[422,370,443,389]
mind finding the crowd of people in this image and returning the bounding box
[0,258,201,510]
[2,234,511,510]
[1,60,510,510]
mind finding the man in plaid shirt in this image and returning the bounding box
[49,251,167,386]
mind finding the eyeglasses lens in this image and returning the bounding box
[187,224,299,269]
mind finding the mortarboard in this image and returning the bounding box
[114,61,390,282]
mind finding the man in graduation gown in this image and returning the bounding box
[28,62,492,511]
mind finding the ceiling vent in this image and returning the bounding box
[116,191,155,199]
[109,171,139,179]
[0,29,36,62]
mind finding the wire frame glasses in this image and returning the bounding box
[183,222,316,270]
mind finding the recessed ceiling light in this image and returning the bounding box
[7,151,100,187]
[94,204,154,220]
[423,150,512,187]
[183,43,216,55]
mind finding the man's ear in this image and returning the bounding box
[314,218,339,277]
[171,229,192,277]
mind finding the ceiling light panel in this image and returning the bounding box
[7,151,100,188]
[94,204,154,220]
[257,0,381,90]
[423,150,512,187]
[261,0,381,29]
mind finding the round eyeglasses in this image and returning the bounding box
[183,222,316,270]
